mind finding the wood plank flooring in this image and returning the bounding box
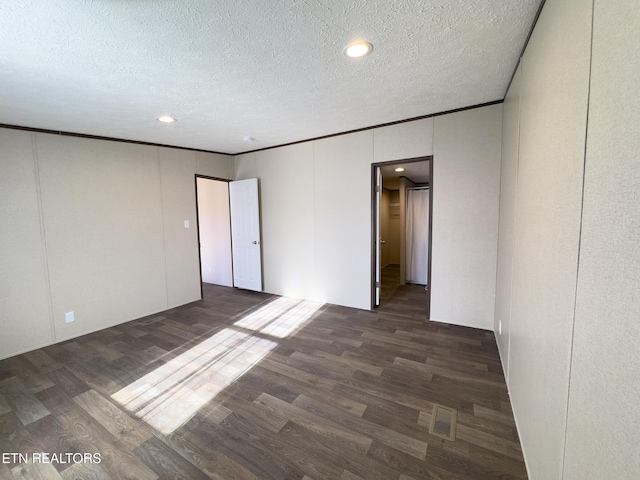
[0,266,527,479]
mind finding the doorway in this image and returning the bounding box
[371,156,433,318]
[195,176,263,297]
[195,176,233,291]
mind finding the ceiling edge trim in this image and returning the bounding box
[237,99,504,155]
[0,98,504,157]
[503,0,548,97]
[0,123,232,156]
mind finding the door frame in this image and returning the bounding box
[370,155,433,318]
[194,174,234,300]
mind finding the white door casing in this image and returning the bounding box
[229,178,262,292]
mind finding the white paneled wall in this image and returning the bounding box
[508,1,592,473]
[563,0,640,478]
[235,105,502,326]
[494,0,639,479]
[0,130,233,360]
[1,107,502,356]
[312,131,373,308]
[0,129,54,357]
[494,64,521,381]
[431,105,502,330]
[159,148,203,308]
[235,143,316,300]
[36,135,169,342]
[373,118,433,163]
[496,0,592,477]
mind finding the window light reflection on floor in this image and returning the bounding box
[111,296,323,434]
[234,296,324,338]
[233,296,301,332]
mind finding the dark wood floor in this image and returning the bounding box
[0,266,527,480]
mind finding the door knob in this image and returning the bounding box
[380,240,386,244]
[252,240,259,245]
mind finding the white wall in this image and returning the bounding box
[497,0,592,477]
[196,178,233,287]
[159,148,204,308]
[0,100,500,359]
[0,130,54,357]
[563,0,640,478]
[37,135,168,342]
[494,64,521,381]
[431,104,503,329]
[235,142,316,300]
[494,0,639,479]
[235,106,502,329]
[313,131,374,308]
[0,129,233,360]
[373,118,433,163]
[509,2,592,476]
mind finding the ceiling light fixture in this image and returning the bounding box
[395,167,405,172]
[344,41,373,58]
[157,115,176,123]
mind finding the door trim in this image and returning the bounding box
[370,155,433,319]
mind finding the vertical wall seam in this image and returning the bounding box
[431,114,435,150]
[232,152,238,180]
[561,1,595,478]
[504,61,532,480]
[507,60,524,385]
[311,140,317,301]
[493,105,508,378]
[157,148,170,309]
[31,133,57,343]
[493,111,505,336]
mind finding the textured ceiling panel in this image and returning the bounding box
[0,1,541,153]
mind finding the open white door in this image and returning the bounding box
[375,167,382,307]
[229,178,262,292]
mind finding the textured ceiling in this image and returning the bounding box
[381,161,430,186]
[0,1,541,154]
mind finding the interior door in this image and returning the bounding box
[229,178,262,292]
[374,167,382,307]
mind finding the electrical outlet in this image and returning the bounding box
[498,320,502,335]
[65,311,75,324]
[184,220,190,228]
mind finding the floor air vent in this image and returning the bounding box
[428,404,457,441]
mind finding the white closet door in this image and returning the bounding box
[229,178,262,292]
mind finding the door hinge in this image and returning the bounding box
[375,282,381,288]
[375,186,381,193]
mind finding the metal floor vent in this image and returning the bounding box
[428,404,457,441]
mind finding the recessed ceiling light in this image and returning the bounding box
[344,41,373,58]
[395,167,405,172]
[157,115,176,123]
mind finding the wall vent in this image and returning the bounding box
[428,404,457,441]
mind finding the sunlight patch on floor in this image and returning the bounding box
[234,296,324,338]
[111,296,323,434]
